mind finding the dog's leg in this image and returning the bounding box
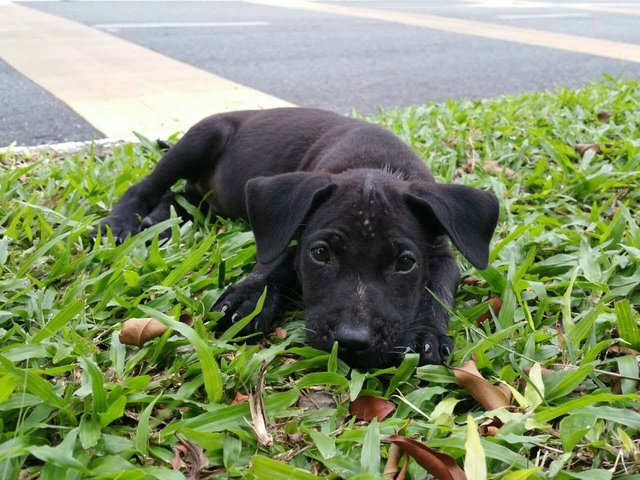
[213,248,298,335]
[420,243,460,365]
[138,186,205,239]
[96,117,234,243]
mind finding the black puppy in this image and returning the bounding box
[99,108,499,368]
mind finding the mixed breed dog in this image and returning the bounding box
[98,108,499,368]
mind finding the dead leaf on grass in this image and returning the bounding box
[349,396,396,423]
[119,318,168,347]
[171,444,187,470]
[475,297,503,326]
[523,366,555,377]
[383,444,408,479]
[478,417,503,437]
[574,143,612,156]
[248,361,273,447]
[453,360,511,411]
[463,276,480,286]
[597,111,612,122]
[171,433,208,480]
[230,391,249,406]
[389,435,467,480]
[608,345,639,356]
[483,161,516,180]
[179,313,194,327]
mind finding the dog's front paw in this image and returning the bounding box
[421,333,453,365]
[212,277,282,336]
[91,215,141,244]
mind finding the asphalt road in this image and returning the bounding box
[2,0,640,146]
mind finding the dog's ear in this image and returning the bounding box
[246,172,336,263]
[405,182,499,269]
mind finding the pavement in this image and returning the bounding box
[1,0,640,147]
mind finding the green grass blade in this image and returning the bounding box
[139,306,223,403]
[251,455,320,479]
[31,299,84,344]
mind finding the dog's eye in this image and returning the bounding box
[310,246,330,264]
[395,254,416,272]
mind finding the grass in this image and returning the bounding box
[1,77,639,479]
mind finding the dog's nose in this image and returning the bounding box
[335,324,373,352]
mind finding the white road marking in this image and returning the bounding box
[497,12,591,19]
[93,21,269,29]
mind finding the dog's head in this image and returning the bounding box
[246,169,499,368]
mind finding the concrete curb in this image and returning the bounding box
[0,137,132,158]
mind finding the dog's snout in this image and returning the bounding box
[335,324,373,352]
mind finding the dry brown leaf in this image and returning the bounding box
[597,111,612,122]
[478,417,503,437]
[608,345,639,356]
[171,444,188,470]
[349,396,396,423]
[248,361,273,447]
[483,161,516,180]
[463,276,480,286]
[119,318,168,347]
[475,297,503,326]
[274,327,288,340]
[384,444,408,479]
[574,143,612,156]
[230,391,249,406]
[172,434,208,480]
[524,366,554,377]
[389,435,467,480]
[453,360,511,411]
[384,444,402,478]
[179,313,194,327]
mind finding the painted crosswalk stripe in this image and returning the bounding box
[0,3,293,140]
[248,0,640,64]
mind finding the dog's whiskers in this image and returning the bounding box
[390,346,416,355]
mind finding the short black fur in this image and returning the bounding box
[98,108,499,368]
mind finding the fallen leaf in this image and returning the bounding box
[119,318,168,347]
[478,417,503,437]
[453,360,511,411]
[483,161,516,180]
[464,135,478,174]
[172,434,208,480]
[574,143,612,156]
[350,396,396,423]
[179,313,194,327]
[230,391,249,406]
[171,444,188,470]
[463,276,480,286]
[597,111,611,122]
[389,435,467,480]
[384,444,408,479]
[608,345,639,356]
[475,297,503,326]
[248,361,273,447]
[523,366,555,377]
[274,327,288,340]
